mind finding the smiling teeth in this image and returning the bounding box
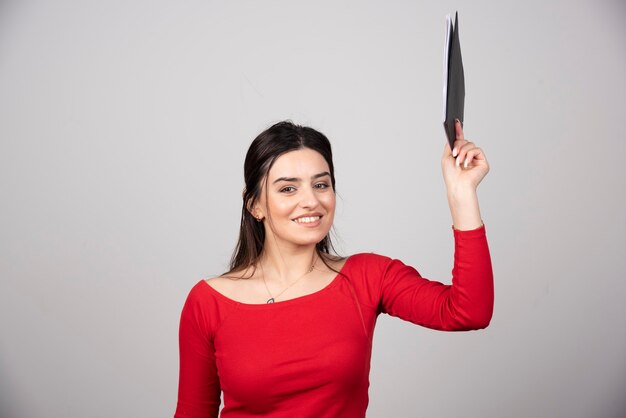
[294,216,320,223]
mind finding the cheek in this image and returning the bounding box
[321,193,336,213]
[268,197,297,217]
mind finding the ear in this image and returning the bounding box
[246,200,265,222]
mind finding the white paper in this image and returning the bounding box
[442,14,452,122]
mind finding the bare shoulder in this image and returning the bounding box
[204,268,256,299]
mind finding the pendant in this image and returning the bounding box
[267,298,275,304]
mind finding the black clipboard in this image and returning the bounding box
[442,12,465,151]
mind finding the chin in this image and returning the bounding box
[293,234,328,247]
[285,229,331,247]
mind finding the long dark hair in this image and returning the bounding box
[227,120,339,275]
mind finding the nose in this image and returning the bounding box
[298,185,320,209]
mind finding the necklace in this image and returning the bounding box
[260,254,317,304]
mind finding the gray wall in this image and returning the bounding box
[1,1,625,417]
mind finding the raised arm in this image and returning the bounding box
[379,121,493,330]
[379,225,493,331]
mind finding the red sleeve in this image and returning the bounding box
[175,284,221,418]
[379,225,493,331]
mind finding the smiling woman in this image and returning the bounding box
[174,120,494,418]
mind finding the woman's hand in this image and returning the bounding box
[441,120,489,230]
[442,120,489,195]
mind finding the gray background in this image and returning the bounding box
[1,1,625,417]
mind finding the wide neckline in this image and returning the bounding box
[201,255,352,308]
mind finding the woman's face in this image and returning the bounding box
[255,148,335,250]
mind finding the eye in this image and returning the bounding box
[280,186,296,193]
[314,182,330,190]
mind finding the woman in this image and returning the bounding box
[174,120,493,417]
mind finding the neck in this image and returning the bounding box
[258,241,318,285]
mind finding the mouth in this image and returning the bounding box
[292,215,322,224]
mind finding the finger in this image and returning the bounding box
[455,141,476,167]
[462,147,484,169]
[452,119,465,157]
[453,138,470,157]
[455,119,464,139]
[452,119,464,157]
[442,141,452,158]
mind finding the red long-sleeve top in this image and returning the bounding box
[175,225,493,417]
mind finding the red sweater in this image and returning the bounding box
[175,226,493,417]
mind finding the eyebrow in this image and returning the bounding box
[272,171,331,184]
